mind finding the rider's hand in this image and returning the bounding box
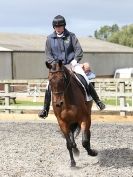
[71,59,77,67]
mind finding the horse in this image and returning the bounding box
[46,60,97,167]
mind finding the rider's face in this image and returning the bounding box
[54,26,65,34]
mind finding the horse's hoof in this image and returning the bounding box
[88,149,98,156]
[71,161,76,167]
[73,148,80,156]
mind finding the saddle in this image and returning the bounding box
[70,72,86,100]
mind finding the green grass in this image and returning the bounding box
[103,98,132,106]
[11,100,43,106]
[1,98,132,106]
[103,99,117,105]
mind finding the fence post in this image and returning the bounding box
[33,86,37,102]
[119,82,126,116]
[5,83,10,113]
[132,81,133,108]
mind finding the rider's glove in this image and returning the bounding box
[71,59,77,67]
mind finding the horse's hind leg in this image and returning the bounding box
[82,129,98,156]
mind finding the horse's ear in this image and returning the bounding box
[58,60,62,67]
[45,61,52,69]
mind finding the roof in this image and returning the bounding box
[0,32,133,53]
[79,37,133,53]
[0,33,45,52]
[0,46,12,51]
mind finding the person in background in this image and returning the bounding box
[38,15,105,119]
[81,62,96,80]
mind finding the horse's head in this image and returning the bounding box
[46,60,67,107]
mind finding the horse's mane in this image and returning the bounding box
[63,65,86,99]
[63,65,71,78]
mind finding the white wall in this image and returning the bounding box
[13,52,47,79]
[0,52,12,79]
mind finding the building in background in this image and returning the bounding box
[0,46,12,79]
[0,33,133,79]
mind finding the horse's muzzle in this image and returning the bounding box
[56,100,63,107]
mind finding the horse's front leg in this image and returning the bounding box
[59,120,76,167]
[69,131,80,156]
[65,134,76,167]
[81,122,98,156]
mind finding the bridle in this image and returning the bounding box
[49,69,70,95]
[48,65,72,107]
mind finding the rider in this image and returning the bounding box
[38,15,105,118]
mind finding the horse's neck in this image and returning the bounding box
[64,71,84,106]
[63,66,71,80]
[63,66,85,103]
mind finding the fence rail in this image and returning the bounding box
[0,79,133,116]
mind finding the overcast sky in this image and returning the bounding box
[0,0,133,36]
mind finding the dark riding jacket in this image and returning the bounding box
[45,29,83,65]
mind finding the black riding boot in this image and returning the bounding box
[76,74,105,110]
[38,86,51,119]
[88,82,105,110]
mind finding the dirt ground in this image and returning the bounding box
[0,113,133,123]
[0,116,133,177]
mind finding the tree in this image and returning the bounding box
[94,24,133,48]
[94,24,119,41]
[108,24,133,47]
[111,24,119,32]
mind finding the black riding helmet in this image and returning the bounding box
[52,15,66,27]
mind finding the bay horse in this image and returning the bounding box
[46,60,97,167]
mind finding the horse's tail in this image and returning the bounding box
[70,123,81,138]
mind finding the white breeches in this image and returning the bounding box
[72,63,90,85]
[46,81,49,89]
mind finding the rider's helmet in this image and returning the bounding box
[52,15,66,27]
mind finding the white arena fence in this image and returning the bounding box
[0,78,133,116]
